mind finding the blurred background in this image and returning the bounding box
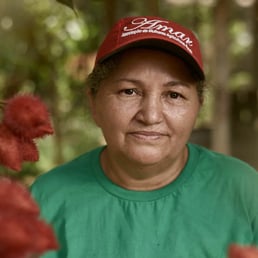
[0,0,257,183]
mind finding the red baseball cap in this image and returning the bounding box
[95,16,205,80]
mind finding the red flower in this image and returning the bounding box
[0,177,39,215]
[0,178,59,258]
[228,244,258,258]
[0,94,54,171]
[0,123,22,171]
[18,138,39,162]
[0,95,58,257]
[3,95,54,139]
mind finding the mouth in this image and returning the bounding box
[128,131,168,141]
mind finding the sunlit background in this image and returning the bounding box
[0,0,257,183]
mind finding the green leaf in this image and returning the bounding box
[56,0,75,10]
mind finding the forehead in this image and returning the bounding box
[112,48,197,82]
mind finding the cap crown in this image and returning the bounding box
[95,16,204,80]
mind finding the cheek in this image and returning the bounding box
[166,104,200,132]
[92,99,131,130]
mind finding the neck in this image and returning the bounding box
[100,146,188,191]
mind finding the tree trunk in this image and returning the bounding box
[211,0,231,154]
[104,0,117,29]
[253,0,258,86]
[147,0,159,15]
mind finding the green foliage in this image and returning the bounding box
[56,0,75,10]
[0,0,257,179]
[0,0,102,180]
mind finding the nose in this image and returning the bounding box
[135,94,163,125]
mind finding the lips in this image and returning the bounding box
[129,131,168,140]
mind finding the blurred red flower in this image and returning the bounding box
[0,94,54,171]
[0,178,59,258]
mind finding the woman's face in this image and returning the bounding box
[89,48,201,167]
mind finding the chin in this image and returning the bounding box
[124,146,169,165]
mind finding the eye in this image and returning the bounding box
[120,88,138,96]
[124,89,135,95]
[169,92,182,99]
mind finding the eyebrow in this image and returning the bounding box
[114,78,140,84]
[114,78,192,88]
[164,80,192,88]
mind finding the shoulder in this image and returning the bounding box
[188,144,258,211]
[188,143,258,179]
[30,146,104,201]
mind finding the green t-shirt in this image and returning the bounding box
[31,143,258,258]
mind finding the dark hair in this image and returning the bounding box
[86,57,118,96]
[86,50,206,102]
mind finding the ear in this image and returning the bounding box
[86,90,101,127]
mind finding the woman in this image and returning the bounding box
[31,16,258,258]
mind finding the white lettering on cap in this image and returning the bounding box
[121,17,193,54]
